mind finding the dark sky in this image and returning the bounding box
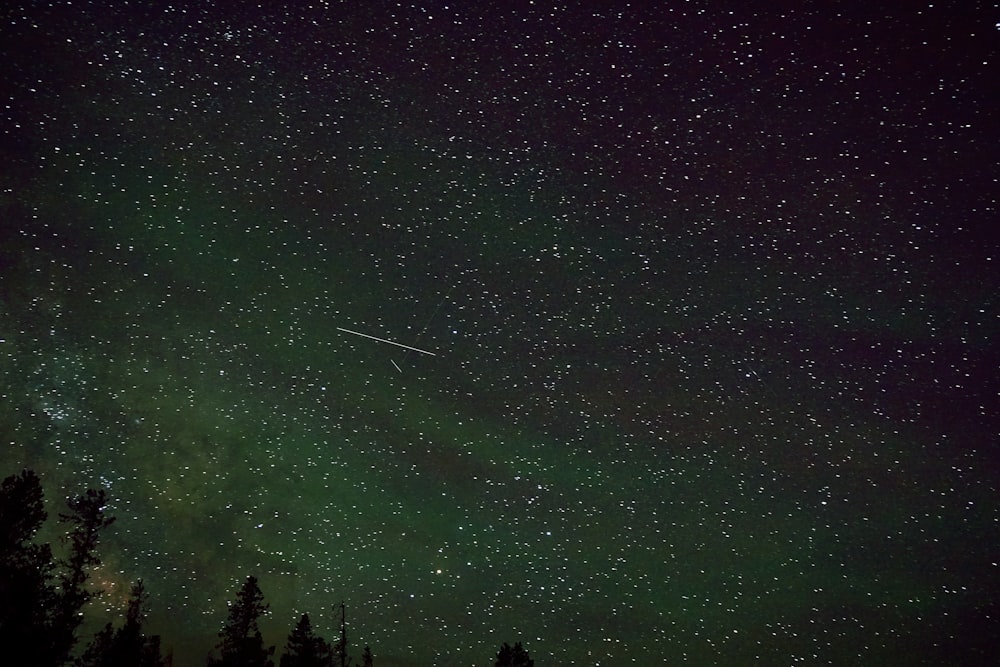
[1,2,998,665]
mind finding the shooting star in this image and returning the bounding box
[336,327,438,356]
[391,360,403,373]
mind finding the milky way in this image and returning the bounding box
[1,3,998,665]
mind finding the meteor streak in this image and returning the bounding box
[336,327,438,356]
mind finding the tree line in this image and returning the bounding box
[0,469,533,667]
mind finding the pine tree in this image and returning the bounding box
[209,576,275,667]
[78,579,165,667]
[333,602,349,667]
[77,623,116,667]
[51,487,116,664]
[360,645,373,667]
[495,641,533,667]
[0,470,57,667]
[280,613,332,667]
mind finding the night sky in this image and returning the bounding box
[2,2,998,665]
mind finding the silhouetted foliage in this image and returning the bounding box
[77,623,115,667]
[333,602,349,667]
[78,579,165,667]
[0,469,58,667]
[209,576,275,667]
[2,471,390,667]
[494,641,533,667]
[53,488,116,665]
[279,614,331,667]
[0,470,115,667]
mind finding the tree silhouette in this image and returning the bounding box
[209,576,275,667]
[333,602,349,667]
[0,469,57,667]
[0,470,116,667]
[0,470,396,666]
[78,579,165,667]
[52,487,116,665]
[494,641,533,667]
[280,613,331,667]
[78,623,116,667]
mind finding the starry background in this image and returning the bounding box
[1,2,999,665]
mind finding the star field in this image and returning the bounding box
[1,3,998,665]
